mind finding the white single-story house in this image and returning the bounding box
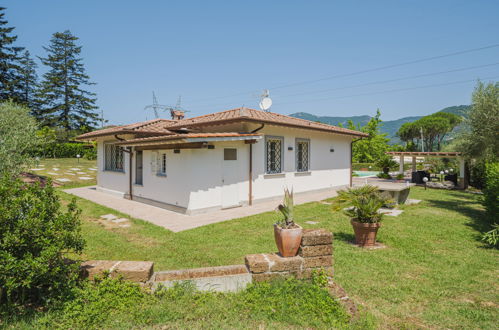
[77,108,367,214]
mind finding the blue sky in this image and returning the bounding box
[7,0,499,124]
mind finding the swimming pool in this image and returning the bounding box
[354,171,379,177]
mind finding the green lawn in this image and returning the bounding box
[29,158,97,187]
[60,186,498,329]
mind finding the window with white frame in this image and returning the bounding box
[295,138,310,172]
[104,144,124,172]
[265,136,283,174]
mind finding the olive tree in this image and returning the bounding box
[0,101,39,174]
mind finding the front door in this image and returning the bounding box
[221,148,240,208]
[135,150,143,185]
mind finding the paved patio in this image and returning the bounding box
[65,186,340,232]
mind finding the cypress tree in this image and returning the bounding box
[18,50,38,113]
[37,30,98,132]
[0,7,24,102]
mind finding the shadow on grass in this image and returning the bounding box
[424,190,489,244]
[334,232,355,243]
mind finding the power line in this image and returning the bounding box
[186,43,499,104]
[277,75,499,105]
[275,62,499,98]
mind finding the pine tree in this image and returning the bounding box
[37,30,98,132]
[0,7,24,102]
[18,50,38,112]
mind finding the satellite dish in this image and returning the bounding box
[259,89,272,111]
[259,97,272,111]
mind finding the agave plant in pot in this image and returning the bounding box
[333,185,390,247]
[274,188,303,257]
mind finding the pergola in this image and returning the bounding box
[385,151,467,188]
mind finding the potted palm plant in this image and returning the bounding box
[375,156,397,178]
[333,185,390,247]
[274,188,303,257]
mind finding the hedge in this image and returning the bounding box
[31,143,95,159]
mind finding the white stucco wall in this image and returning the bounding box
[96,138,130,196]
[95,125,353,213]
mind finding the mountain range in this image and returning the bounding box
[289,105,470,143]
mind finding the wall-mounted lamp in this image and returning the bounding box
[174,149,181,154]
[288,146,293,151]
[330,148,335,153]
[207,145,215,150]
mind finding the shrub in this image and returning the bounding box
[470,159,487,189]
[0,176,84,308]
[396,173,405,180]
[0,101,39,174]
[482,162,499,224]
[375,156,397,174]
[482,224,499,248]
[332,185,390,223]
[377,172,392,179]
[31,142,95,159]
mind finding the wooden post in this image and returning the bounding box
[399,155,404,175]
[350,141,353,187]
[412,156,417,172]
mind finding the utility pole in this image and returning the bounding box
[420,127,424,152]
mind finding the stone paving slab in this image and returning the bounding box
[65,186,340,232]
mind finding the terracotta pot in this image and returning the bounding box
[274,224,303,257]
[350,219,381,247]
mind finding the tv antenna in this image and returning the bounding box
[144,92,189,119]
[259,89,272,112]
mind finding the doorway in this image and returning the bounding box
[221,148,240,208]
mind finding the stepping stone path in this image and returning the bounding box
[111,218,128,223]
[88,168,97,171]
[77,171,86,174]
[320,201,332,205]
[119,224,131,228]
[47,172,59,176]
[70,168,81,171]
[405,199,422,205]
[65,172,76,176]
[379,208,404,217]
[101,214,117,221]
[305,221,319,225]
[52,168,59,171]
[56,178,71,182]
[79,177,93,180]
[30,168,43,171]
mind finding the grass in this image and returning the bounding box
[58,186,499,329]
[29,158,97,187]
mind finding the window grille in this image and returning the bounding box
[159,153,167,175]
[296,138,310,172]
[104,144,124,172]
[265,136,283,174]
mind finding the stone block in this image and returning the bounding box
[252,271,293,283]
[245,254,269,273]
[298,244,332,257]
[154,265,248,281]
[266,253,303,272]
[301,229,333,246]
[303,255,333,268]
[81,260,119,280]
[111,261,154,282]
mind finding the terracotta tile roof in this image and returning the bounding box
[76,118,175,140]
[77,108,367,140]
[168,108,368,137]
[115,132,262,146]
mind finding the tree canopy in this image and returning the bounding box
[349,109,391,163]
[396,111,462,151]
[0,7,23,103]
[457,81,499,161]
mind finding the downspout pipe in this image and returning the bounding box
[114,135,133,200]
[248,123,264,206]
[350,137,362,187]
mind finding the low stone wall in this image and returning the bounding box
[81,260,154,282]
[81,229,334,288]
[245,229,333,282]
